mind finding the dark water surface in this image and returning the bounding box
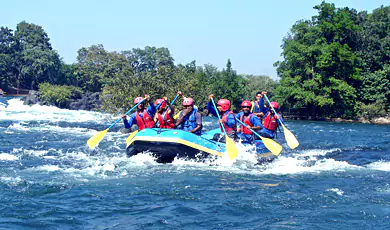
[1,97,389,229]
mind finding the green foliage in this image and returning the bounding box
[122,46,175,73]
[0,27,16,89]
[8,3,390,122]
[211,59,247,110]
[355,100,387,120]
[242,74,279,99]
[38,83,82,108]
[275,2,367,118]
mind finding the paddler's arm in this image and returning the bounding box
[250,114,263,131]
[175,111,185,127]
[164,96,175,116]
[235,112,242,132]
[146,94,156,116]
[206,101,218,117]
[122,113,136,129]
[276,113,284,125]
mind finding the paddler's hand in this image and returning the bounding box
[262,91,267,95]
[218,119,225,124]
[163,96,168,101]
[144,94,150,102]
[208,94,214,101]
[121,114,127,120]
[177,90,182,96]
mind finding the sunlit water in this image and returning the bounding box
[0,97,389,229]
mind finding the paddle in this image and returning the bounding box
[87,98,146,148]
[171,94,179,105]
[263,95,299,149]
[235,118,282,156]
[210,98,239,160]
[126,130,139,148]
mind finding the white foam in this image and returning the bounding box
[0,98,114,123]
[35,165,60,172]
[327,188,344,196]
[259,156,361,175]
[0,176,24,186]
[366,161,390,172]
[0,153,18,161]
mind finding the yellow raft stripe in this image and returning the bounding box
[128,136,224,157]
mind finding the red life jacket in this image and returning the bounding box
[263,113,278,131]
[239,114,253,134]
[157,111,175,129]
[221,111,236,133]
[135,109,155,130]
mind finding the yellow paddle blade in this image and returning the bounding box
[126,130,139,148]
[225,135,239,160]
[260,136,283,156]
[173,110,182,120]
[87,128,109,149]
[281,123,299,149]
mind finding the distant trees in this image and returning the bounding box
[2,2,389,120]
[275,2,390,118]
[0,21,61,92]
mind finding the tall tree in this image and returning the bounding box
[121,46,175,74]
[357,6,390,108]
[13,21,61,90]
[212,59,246,110]
[274,2,362,118]
[0,27,15,89]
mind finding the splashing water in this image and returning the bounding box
[0,97,389,229]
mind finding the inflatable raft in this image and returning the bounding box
[126,128,275,163]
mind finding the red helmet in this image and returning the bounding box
[270,101,279,109]
[241,100,252,107]
[133,97,144,105]
[155,98,167,109]
[182,98,194,106]
[217,99,231,112]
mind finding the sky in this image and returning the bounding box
[1,0,389,79]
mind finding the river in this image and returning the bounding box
[0,96,389,229]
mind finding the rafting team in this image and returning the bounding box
[122,91,283,144]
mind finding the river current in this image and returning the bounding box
[0,96,389,229]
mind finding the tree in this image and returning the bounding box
[357,6,390,110]
[242,74,278,100]
[76,44,131,92]
[13,21,61,90]
[122,46,175,74]
[0,27,15,89]
[212,59,246,110]
[274,2,362,118]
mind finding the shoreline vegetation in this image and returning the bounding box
[1,2,389,123]
[3,91,389,125]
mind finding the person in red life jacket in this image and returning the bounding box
[206,94,236,142]
[153,96,175,129]
[236,100,263,143]
[175,97,202,135]
[257,98,284,139]
[121,94,157,131]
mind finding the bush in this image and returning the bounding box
[38,83,83,108]
[355,100,387,120]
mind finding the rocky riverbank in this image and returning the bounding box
[20,90,390,125]
[330,117,390,125]
[23,90,101,111]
